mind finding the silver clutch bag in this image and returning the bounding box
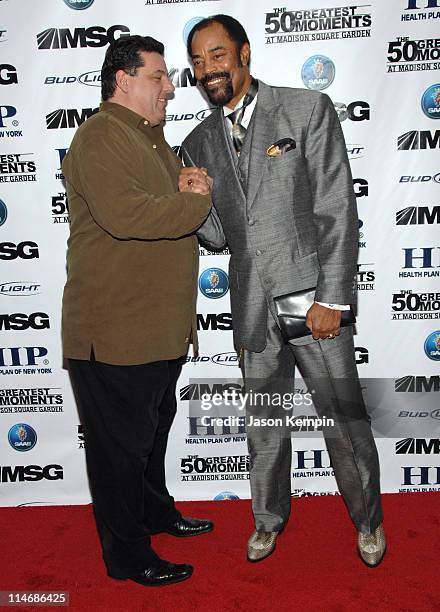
[274,287,355,342]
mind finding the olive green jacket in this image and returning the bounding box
[62,101,211,365]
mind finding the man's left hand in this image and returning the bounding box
[305,303,341,340]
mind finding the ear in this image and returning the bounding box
[240,43,250,67]
[115,69,129,93]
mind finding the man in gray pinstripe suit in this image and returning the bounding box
[181,14,386,567]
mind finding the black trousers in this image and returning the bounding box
[68,355,183,578]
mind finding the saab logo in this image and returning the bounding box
[0,64,17,85]
[396,206,440,225]
[398,130,440,150]
[0,241,39,260]
[199,268,229,299]
[46,108,98,129]
[421,84,440,119]
[180,382,242,401]
[213,491,240,500]
[346,145,364,160]
[37,26,130,49]
[0,347,49,367]
[399,173,440,183]
[402,466,440,485]
[0,464,63,482]
[0,199,6,227]
[63,0,95,9]
[0,282,41,297]
[355,346,369,364]
[396,438,440,454]
[424,330,440,360]
[395,375,440,392]
[183,16,204,45]
[294,449,331,470]
[8,424,37,452]
[301,55,335,91]
[334,101,370,122]
[0,313,50,331]
[211,352,239,367]
[353,178,368,197]
[166,109,214,123]
[197,312,232,331]
[402,247,440,268]
[167,68,197,88]
[358,219,365,246]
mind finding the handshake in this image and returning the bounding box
[178,167,213,196]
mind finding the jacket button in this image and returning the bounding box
[248,218,255,226]
[255,249,263,256]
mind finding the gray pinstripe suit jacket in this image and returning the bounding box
[183,81,359,353]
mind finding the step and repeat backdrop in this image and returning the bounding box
[0,0,439,507]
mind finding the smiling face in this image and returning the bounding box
[190,21,252,109]
[117,50,175,125]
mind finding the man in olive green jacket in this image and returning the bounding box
[62,35,213,587]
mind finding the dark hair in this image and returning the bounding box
[186,14,250,60]
[101,35,164,101]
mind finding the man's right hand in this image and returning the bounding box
[178,167,213,196]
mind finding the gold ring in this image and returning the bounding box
[328,334,335,339]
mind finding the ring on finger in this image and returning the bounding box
[187,178,193,186]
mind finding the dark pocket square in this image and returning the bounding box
[266,138,296,157]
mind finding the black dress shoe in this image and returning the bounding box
[165,516,214,537]
[121,561,193,587]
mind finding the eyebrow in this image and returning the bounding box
[192,45,225,59]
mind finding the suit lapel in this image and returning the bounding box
[246,82,281,212]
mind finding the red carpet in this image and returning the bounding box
[1,493,439,611]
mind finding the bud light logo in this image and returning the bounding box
[421,84,440,119]
[301,55,335,91]
[199,268,229,299]
[0,282,41,297]
[8,424,37,452]
[0,199,7,227]
[63,0,95,9]
[183,17,204,45]
[78,70,101,87]
[211,352,239,367]
[214,491,240,500]
[424,331,440,361]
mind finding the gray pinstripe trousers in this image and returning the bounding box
[242,310,383,535]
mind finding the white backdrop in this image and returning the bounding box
[1,0,440,507]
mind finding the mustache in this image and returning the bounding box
[200,72,231,87]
